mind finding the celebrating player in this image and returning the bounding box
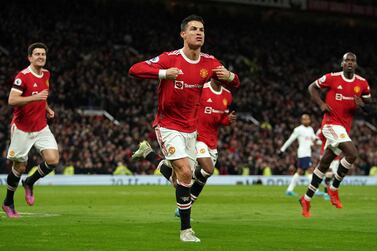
[132,78,236,209]
[129,15,240,241]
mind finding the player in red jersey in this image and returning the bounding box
[132,78,236,215]
[2,43,59,218]
[190,79,235,201]
[300,52,371,218]
[129,15,240,242]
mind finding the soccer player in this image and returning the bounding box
[299,52,371,218]
[2,42,59,218]
[132,78,236,205]
[279,113,316,196]
[128,15,240,242]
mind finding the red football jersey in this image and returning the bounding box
[11,66,50,132]
[197,82,233,149]
[315,72,371,132]
[129,49,240,132]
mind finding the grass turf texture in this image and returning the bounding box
[0,185,376,251]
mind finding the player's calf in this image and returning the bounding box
[24,161,57,186]
[331,158,352,189]
[176,180,192,231]
[4,166,22,207]
[191,167,212,202]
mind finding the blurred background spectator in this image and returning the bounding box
[1,0,376,175]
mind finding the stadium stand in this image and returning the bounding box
[1,0,376,175]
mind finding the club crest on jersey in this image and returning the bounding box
[223,98,228,107]
[340,133,346,139]
[8,150,15,157]
[354,86,361,94]
[168,146,176,155]
[200,68,208,78]
[14,78,22,86]
[200,148,206,154]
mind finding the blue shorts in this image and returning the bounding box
[297,157,312,170]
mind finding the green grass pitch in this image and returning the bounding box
[1,185,376,250]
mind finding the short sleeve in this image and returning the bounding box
[362,81,371,99]
[11,73,25,93]
[144,52,171,69]
[315,73,332,89]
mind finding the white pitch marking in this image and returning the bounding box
[0,212,61,217]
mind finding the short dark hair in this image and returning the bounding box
[28,42,48,56]
[180,15,204,31]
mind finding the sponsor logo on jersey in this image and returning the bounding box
[354,86,361,94]
[206,98,213,103]
[335,93,354,101]
[200,68,208,78]
[168,146,176,155]
[14,78,22,86]
[174,80,203,89]
[175,81,184,89]
[204,107,225,114]
[337,85,343,89]
[200,148,206,154]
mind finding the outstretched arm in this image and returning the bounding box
[280,129,299,152]
[128,53,180,80]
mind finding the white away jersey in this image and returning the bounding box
[280,125,316,158]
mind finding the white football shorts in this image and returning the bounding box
[195,141,218,166]
[7,124,58,162]
[322,124,351,155]
[155,126,197,170]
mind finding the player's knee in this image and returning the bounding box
[345,152,358,164]
[45,155,59,166]
[42,149,59,165]
[318,161,331,172]
[13,162,27,174]
[176,166,192,183]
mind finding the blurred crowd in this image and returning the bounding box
[1,0,376,175]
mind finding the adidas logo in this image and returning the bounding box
[33,83,38,87]
[337,85,343,90]
[206,98,213,103]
